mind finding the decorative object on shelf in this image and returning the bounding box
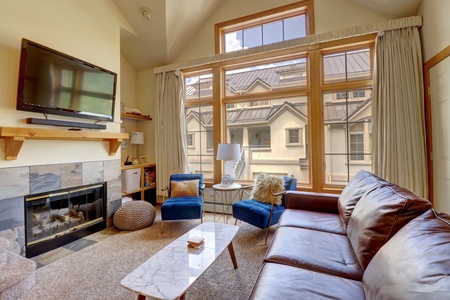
[130,132,144,165]
[121,127,127,149]
[217,143,241,186]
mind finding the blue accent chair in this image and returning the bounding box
[232,176,297,244]
[161,174,204,230]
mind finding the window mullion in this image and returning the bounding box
[309,49,323,191]
[212,66,224,184]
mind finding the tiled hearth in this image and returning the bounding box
[0,159,122,257]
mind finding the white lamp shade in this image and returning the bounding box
[216,143,241,161]
[130,132,144,145]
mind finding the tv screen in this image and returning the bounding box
[17,39,117,122]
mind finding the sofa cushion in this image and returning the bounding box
[363,209,450,299]
[347,184,432,269]
[264,226,363,281]
[337,170,389,229]
[249,262,364,300]
[278,209,346,235]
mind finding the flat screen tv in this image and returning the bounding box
[16,39,117,123]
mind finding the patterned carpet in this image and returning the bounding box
[22,208,273,300]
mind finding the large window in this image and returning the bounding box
[183,3,375,192]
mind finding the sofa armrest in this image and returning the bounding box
[284,191,340,213]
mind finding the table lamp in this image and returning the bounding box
[216,143,241,186]
[130,132,144,164]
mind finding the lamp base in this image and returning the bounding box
[224,160,236,184]
[220,174,231,187]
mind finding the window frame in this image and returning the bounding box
[286,127,303,146]
[215,1,315,54]
[187,133,195,148]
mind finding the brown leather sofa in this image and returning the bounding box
[248,170,450,299]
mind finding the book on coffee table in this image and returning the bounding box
[187,236,204,248]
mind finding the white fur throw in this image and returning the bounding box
[250,172,284,205]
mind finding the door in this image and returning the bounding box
[430,55,450,214]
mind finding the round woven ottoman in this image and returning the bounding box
[113,200,156,231]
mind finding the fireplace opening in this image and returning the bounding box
[25,183,106,258]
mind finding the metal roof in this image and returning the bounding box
[186,51,370,98]
[188,98,371,127]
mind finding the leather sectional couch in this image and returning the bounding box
[248,170,450,299]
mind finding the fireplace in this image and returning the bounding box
[24,183,106,258]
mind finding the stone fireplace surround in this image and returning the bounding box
[0,159,122,257]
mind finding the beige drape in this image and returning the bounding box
[372,26,428,198]
[155,70,189,195]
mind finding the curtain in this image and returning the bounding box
[155,70,189,195]
[372,26,428,198]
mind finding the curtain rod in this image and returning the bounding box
[154,15,422,74]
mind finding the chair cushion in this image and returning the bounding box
[250,173,284,205]
[363,209,450,299]
[232,200,285,229]
[113,200,156,231]
[169,174,204,196]
[347,184,432,269]
[161,197,202,221]
[170,180,199,198]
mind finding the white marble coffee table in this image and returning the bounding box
[121,222,239,300]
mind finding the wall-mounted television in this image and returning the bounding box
[16,38,117,124]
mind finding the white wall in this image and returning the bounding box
[419,0,450,210]
[0,0,130,168]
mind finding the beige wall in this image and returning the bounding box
[173,0,390,63]
[420,0,450,61]
[0,0,131,168]
[120,53,139,162]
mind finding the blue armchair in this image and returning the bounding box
[161,174,204,230]
[232,176,297,244]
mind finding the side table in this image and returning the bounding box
[213,183,242,224]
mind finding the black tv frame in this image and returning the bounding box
[16,38,117,126]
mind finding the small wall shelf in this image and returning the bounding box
[121,114,152,121]
[0,127,129,160]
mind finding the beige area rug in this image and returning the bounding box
[21,209,273,300]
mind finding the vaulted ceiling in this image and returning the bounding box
[114,0,422,71]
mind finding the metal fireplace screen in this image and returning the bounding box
[25,183,106,257]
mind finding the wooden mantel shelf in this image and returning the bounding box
[0,127,129,160]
